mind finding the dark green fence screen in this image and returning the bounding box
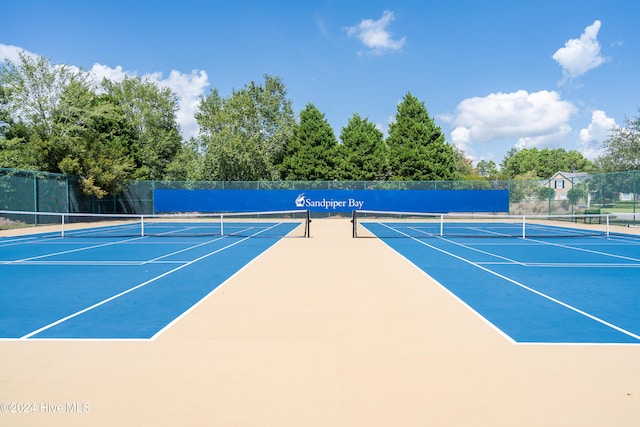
[1,168,638,218]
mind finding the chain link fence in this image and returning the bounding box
[2,168,637,219]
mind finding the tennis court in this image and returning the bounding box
[1,213,639,426]
[0,210,310,339]
[353,211,640,344]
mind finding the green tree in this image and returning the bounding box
[596,112,640,172]
[0,85,9,136]
[509,170,542,203]
[501,147,593,178]
[500,148,539,178]
[537,186,555,202]
[564,150,595,174]
[164,138,204,181]
[452,146,473,179]
[0,85,36,168]
[280,103,339,180]
[196,75,295,181]
[0,51,123,176]
[338,113,389,180]
[102,76,182,180]
[476,160,499,178]
[386,93,455,180]
[567,186,587,205]
[52,80,136,197]
[0,123,35,169]
[0,51,88,144]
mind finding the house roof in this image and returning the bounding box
[541,171,589,185]
[552,171,589,179]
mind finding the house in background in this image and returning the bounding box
[543,171,589,201]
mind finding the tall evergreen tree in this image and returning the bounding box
[386,93,455,180]
[338,113,389,180]
[280,104,339,180]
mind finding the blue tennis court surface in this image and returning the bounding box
[362,221,640,344]
[0,221,300,340]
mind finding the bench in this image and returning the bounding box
[581,208,601,224]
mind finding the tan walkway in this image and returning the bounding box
[1,219,639,426]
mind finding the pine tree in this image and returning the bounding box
[338,113,389,180]
[386,93,455,180]
[280,104,339,180]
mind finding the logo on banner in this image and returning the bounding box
[294,193,364,210]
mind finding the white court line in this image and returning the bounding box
[0,260,186,266]
[2,225,259,266]
[143,225,257,264]
[378,222,640,342]
[607,234,640,244]
[19,223,282,340]
[516,262,640,268]
[472,261,640,267]
[149,228,286,340]
[0,235,50,247]
[525,237,640,264]
[409,222,640,267]
[9,235,147,263]
[410,226,525,266]
[62,221,143,237]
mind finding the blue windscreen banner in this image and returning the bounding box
[154,189,509,214]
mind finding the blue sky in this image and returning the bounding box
[2,0,639,166]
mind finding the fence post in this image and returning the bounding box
[152,180,156,215]
[33,171,38,225]
[507,179,511,214]
[66,175,70,213]
[569,176,573,216]
[547,178,551,216]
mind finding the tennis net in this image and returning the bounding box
[351,209,640,239]
[0,209,311,238]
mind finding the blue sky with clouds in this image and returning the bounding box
[2,0,639,166]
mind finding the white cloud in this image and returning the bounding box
[552,20,606,83]
[345,10,406,54]
[90,63,127,83]
[0,44,39,63]
[451,90,577,153]
[578,110,616,159]
[451,126,471,145]
[149,69,209,139]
